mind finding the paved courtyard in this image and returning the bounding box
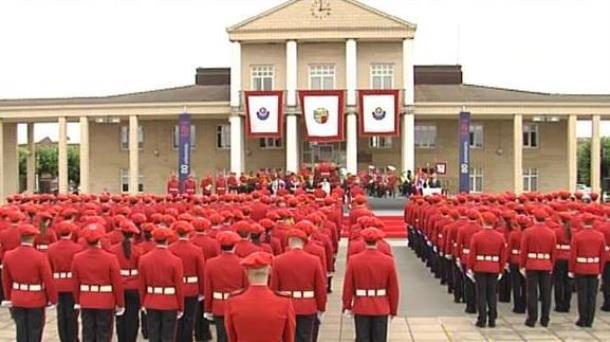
[1,240,610,341]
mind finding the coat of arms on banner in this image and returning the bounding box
[358,90,400,137]
[256,107,270,120]
[314,107,330,124]
[298,90,345,142]
[372,107,386,120]
[244,91,284,138]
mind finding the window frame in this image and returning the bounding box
[172,124,197,150]
[259,137,283,149]
[523,123,540,149]
[368,136,393,149]
[250,65,275,91]
[119,168,144,193]
[370,63,395,90]
[469,166,484,193]
[120,125,144,151]
[308,64,336,90]
[216,124,231,149]
[414,124,437,149]
[523,167,539,192]
[469,123,484,149]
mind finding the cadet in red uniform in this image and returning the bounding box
[225,252,296,342]
[467,213,507,328]
[203,231,248,342]
[200,174,213,196]
[519,209,556,327]
[167,173,179,196]
[184,175,197,196]
[2,224,57,342]
[109,221,142,342]
[553,213,574,312]
[169,221,205,342]
[227,173,238,193]
[138,228,185,342]
[271,229,326,342]
[342,228,399,342]
[456,209,481,314]
[507,216,530,313]
[216,175,227,195]
[569,214,607,327]
[72,223,125,342]
[47,222,83,342]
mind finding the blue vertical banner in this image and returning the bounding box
[178,112,191,193]
[458,111,471,193]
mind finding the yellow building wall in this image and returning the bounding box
[3,123,18,196]
[297,42,345,89]
[241,43,286,91]
[357,42,404,90]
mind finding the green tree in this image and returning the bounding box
[577,137,610,190]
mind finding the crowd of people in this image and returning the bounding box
[0,188,399,342]
[405,191,609,328]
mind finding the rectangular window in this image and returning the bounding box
[469,166,483,193]
[523,123,539,148]
[523,168,539,192]
[369,136,393,149]
[309,64,335,90]
[217,125,231,149]
[120,169,144,193]
[469,124,484,148]
[120,125,144,150]
[172,125,196,149]
[415,124,437,148]
[259,138,282,149]
[251,66,274,91]
[370,63,394,89]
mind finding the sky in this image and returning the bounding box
[2,0,610,143]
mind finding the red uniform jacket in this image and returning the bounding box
[184,179,196,195]
[167,179,179,195]
[47,238,84,293]
[467,229,507,274]
[506,229,522,265]
[169,239,206,298]
[519,223,556,271]
[342,249,399,316]
[304,241,328,274]
[347,238,393,258]
[204,252,248,316]
[0,227,22,254]
[2,244,57,308]
[456,221,481,263]
[569,228,607,275]
[224,286,296,342]
[191,233,221,260]
[553,227,572,261]
[71,247,125,309]
[270,248,327,315]
[594,221,610,261]
[109,243,142,290]
[138,247,185,311]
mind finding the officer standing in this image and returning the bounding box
[225,252,296,342]
[342,228,399,342]
[2,224,57,342]
[456,209,482,314]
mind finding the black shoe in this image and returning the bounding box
[576,321,586,327]
[475,321,486,328]
[525,320,536,328]
[465,308,477,314]
[601,305,610,312]
[488,321,496,328]
[540,320,549,327]
[513,308,526,314]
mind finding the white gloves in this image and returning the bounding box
[317,311,324,322]
[204,312,214,321]
[74,304,81,310]
[115,307,125,316]
[519,268,526,277]
[343,309,353,319]
[568,272,574,279]
[197,295,205,302]
[466,270,475,282]
[46,303,56,310]
[177,311,184,319]
[497,273,503,281]
[1,300,12,308]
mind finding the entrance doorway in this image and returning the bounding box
[301,141,346,167]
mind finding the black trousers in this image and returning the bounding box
[194,300,212,341]
[576,275,599,326]
[475,273,498,323]
[116,290,140,342]
[57,292,78,342]
[553,260,572,311]
[509,264,526,313]
[141,310,149,339]
[295,314,316,342]
[81,308,114,342]
[498,269,511,303]
[453,263,464,302]
[464,270,477,313]
[146,309,177,342]
[601,263,610,310]
[214,316,228,342]
[526,270,552,325]
[176,296,198,342]
[10,307,45,342]
[354,315,388,342]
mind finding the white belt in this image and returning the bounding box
[462,249,470,255]
[286,290,315,299]
[213,291,231,300]
[80,284,113,293]
[12,283,43,291]
[556,244,570,250]
[120,269,138,277]
[355,289,387,297]
[147,286,176,295]
[576,257,600,264]
[53,272,72,279]
[476,255,499,262]
[527,253,550,260]
[183,276,198,284]
[36,244,49,250]
[511,249,520,255]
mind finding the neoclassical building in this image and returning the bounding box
[1,0,609,198]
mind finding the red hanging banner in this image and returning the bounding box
[244,91,284,138]
[298,90,345,142]
[358,89,400,137]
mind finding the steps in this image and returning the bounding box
[341,214,407,238]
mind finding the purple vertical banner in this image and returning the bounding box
[178,112,191,193]
[458,111,471,193]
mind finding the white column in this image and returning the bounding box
[401,38,415,174]
[567,115,578,193]
[26,123,36,193]
[513,114,523,194]
[230,42,242,108]
[229,115,243,173]
[58,117,68,194]
[79,116,90,194]
[591,115,601,196]
[286,40,299,173]
[0,120,4,203]
[345,39,358,175]
[128,115,139,195]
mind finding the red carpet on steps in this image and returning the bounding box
[341,215,407,238]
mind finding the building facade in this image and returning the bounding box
[1,0,609,197]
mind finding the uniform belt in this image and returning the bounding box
[217,187,225,190]
[36,244,49,251]
[183,276,198,284]
[80,284,113,293]
[281,290,315,299]
[527,253,550,260]
[576,257,600,264]
[212,291,231,300]
[355,289,387,297]
[147,286,176,295]
[53,272,72,279]
[556,244,570,250]
[12,283,43,291]
[462,249,470,255]
[475,255,499,262]
[511,249,520,255]
[120,269,138,277]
